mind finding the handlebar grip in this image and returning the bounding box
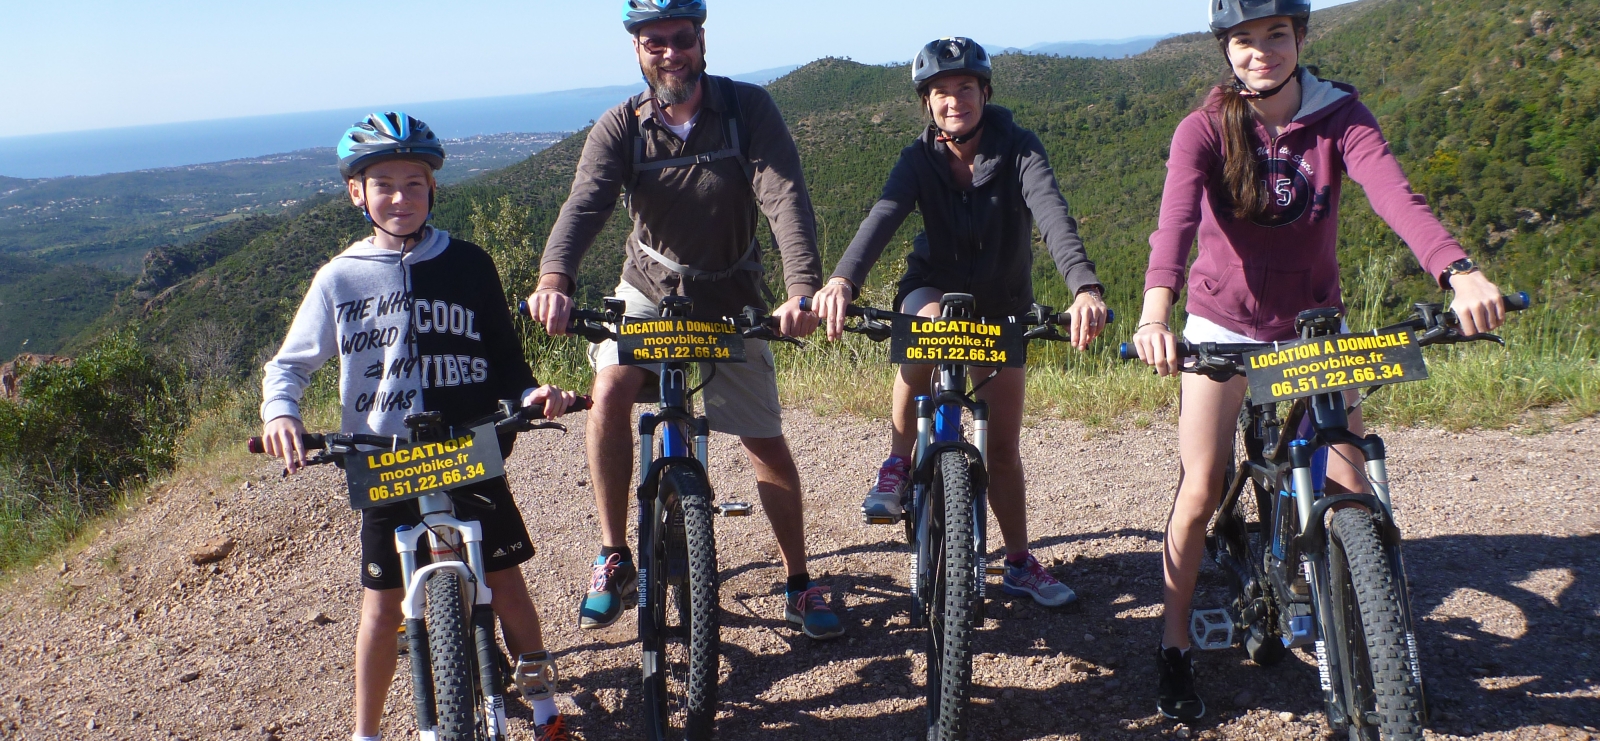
[798,296,812,312]
[1107,309,1115,324]
[246,433,327,454]
[1119,343,1139,361]
[1504,292,1531,312]
[517,300,531,320]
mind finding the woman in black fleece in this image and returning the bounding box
[814,38,1109,608]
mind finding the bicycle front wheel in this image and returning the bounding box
[426,569,479,741]
[641,464,720,741]
[1327,508,1424,740]
[925,449,977,741]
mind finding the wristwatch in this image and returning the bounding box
[1076,284,1104,299]
[1440,258,1479,290]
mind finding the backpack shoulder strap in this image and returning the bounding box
[716,76,755,183]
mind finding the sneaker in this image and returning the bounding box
[1001,553,1078,607]
[1156,646,1206,721]
[578,553,637,630]
[785,583,845,640]
[534,714,574,741]
[862,455,911,520]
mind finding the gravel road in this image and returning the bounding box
[1,410,1596,740]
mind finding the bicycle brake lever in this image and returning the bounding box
[1023,325,1067,342]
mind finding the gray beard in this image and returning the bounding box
[648,70,702,106]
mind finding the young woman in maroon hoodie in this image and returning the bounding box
[1129,0,1508,721]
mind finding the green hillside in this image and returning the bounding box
[0,253,131,358]
[75,0,1598,412]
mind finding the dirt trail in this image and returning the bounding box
[1,411,1596,740]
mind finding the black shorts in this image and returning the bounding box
[894,273,1032,319]
[358,476,535,591]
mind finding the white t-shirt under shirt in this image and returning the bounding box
[661,111,699,141]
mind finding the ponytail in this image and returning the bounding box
[1212,19,1308,222]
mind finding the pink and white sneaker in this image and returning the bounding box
[1002,553,1078,607]
[861,455,910,521]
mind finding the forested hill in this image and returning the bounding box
[96,0,1598,375]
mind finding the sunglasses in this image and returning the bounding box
[638,29,700,55]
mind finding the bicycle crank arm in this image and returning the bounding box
[717,502,752,517]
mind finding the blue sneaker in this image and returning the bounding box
[1001,553,1078,607]
[785,583,845,640]
[579,553,637,629]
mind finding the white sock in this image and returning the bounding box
[353,734,381,741]
[533,697,560,726]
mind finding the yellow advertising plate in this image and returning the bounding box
[615,318,747,365]
[343,423,505,510]
[1244,330,1428,404]
[889,317,1028,367]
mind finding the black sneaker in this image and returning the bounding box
[1156,646,1206,721]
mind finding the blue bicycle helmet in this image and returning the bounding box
[912,37,991,91]
[622,0,707,34]
[337,112,446,179]
[1209,0,1311,37]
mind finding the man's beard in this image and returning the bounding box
[643,57,706,106]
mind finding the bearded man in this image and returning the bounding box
[527,0,842,640]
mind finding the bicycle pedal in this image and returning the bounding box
[1190,608,1236,651]
[984,565,1006,576]
[717,502,752,517]
[863,514,900,525]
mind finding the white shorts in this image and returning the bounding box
[588,281,784,439]
[1182,314,1348,344]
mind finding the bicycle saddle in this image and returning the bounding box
[1294,307,1344,337]
[659,295,694,318]
[940,293,977,318]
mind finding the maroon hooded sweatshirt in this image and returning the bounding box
[1145,69,1468,341]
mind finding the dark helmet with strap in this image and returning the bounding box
[1208,0,1311,37]
[622,0,707,34]
[912,37,991,92]
[337,112,445,178]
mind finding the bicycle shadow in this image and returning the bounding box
[549,530,1598,739]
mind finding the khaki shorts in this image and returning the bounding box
[588,281,784,439]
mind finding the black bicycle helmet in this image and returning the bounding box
[622,0,707,34]
[1208,0,1311,37]
[912,37,991,91]
[337,112,446,179]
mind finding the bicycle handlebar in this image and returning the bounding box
[247,396,593,458]
[1116,292,1532,362]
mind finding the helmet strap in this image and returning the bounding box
[358,181,433,247]
[1231,65,1300,99]
[927,89,989,145]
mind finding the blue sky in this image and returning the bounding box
[4,0,1356,138]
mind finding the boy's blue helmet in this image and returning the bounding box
[337,112,446,178]
[912,38,991,92]
[622,0,706,34]
[1208,0,1311,37]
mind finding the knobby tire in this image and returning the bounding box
[642,464,719,740]
[926,450,976,741]
[426,570,479,741]
[1328,508,1424,740]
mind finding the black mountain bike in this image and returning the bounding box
[249,399,585,741]
[817,292,1103,741]
[526,296,791,740]
[1120,293,1528,740]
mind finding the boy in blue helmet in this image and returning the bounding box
[260,112,580,741]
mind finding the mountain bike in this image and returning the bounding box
[1119,293,1529,740]
[523,295,791,740]
[816,292,1107,741]
[248,398,587,741]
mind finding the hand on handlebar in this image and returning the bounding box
[521,385,579,419]
[813,282,854,341]
[1131,322,1182,377]
[772,294,819,339]
[262,415,308,474]
[1448,271,1506,337]
[1066,291,1109,351]
[525,288,573,336]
